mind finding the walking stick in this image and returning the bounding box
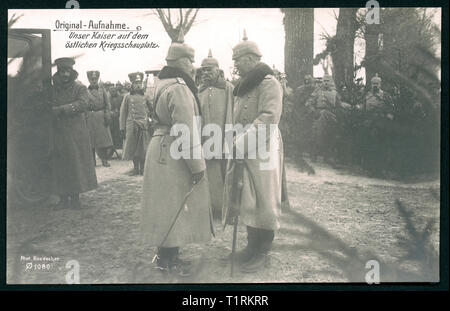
[152,180,199,263]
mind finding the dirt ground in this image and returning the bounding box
[6,154,440,284]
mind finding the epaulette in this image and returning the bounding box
[176,77,186,85]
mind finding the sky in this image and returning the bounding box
[8,8,441,85]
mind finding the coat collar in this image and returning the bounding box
[158,65,201,112]
[199,76,227,93]
[52,69,79,88]
[233,62,273,97]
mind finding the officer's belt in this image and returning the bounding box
[153,125,171,136]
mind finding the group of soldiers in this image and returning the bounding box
[50,29,284,276]
[282,69,395,176]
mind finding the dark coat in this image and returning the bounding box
[86,86,113,149]
[50,71,98,195]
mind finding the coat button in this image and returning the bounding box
[244,105,248,109]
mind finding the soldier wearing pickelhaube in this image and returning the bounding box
[50,57,98,209]
[306,74,342,162]
[140,29,213,275]
[358,74,394,176]
[198,49,234,219]
[119,71,152,176]
[86,70,113,167]
[222,30,284,273]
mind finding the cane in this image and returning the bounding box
[152,179,200,264]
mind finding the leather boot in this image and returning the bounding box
[240,252,271,273]
[221,226,258,265]
[154,247,172,271]
[55,195,69,209]
[169,248,192,277]
[139,160,145,175]
[128,159,140,176]
[241,228,274,273]
[101,158,111,167]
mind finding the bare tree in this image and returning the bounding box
[154,9,199,42]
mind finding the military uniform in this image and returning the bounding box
[292,75,316,156]
[50,58,98,208]
[306,76,341,161]
[359,75,394,175]
[119,72,152,175]
[141,31,212,273]
[198,50,234,218]
[223,31,284,273]
[109,87,124,150]
[86,71,113,167]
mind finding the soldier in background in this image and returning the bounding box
[358,74,394,176]
[109,85,124,151]
[86,70,113,167]
[119,72,152,176]
[292,75,316,160]
[198,49,234,219]
[50,58,98,209]
[306,74,341,163]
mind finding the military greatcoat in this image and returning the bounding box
[50,71,98,195]
[140,66,212,247]
[198,77,234,213]
[223,63,284,231]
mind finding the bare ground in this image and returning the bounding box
[6,155,440,284]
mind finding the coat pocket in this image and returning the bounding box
[158,135,168,164]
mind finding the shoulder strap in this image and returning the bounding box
[152,81,178,122]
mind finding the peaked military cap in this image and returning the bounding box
[232,29,262,60]
[201,49,219,68]
[87,70,100,79]
[55,57,75,68]
[128,72,144,83]
[165,28,195,62]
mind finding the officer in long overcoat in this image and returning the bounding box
[119,72,152,175]
[140,31,212,274]
[222,31,284,273]
[198,49,234,219]
[50,57,98,209]
[86,70,113,167]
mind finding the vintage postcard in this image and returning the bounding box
[6,4,442,285]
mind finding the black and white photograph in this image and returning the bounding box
[6,4,443,285]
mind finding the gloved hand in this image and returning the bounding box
[120,129,126,139]
[192,170,205,185]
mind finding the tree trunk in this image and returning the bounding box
[331,8,358,90]
[364,22,381,83]
[282,8,314,88]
